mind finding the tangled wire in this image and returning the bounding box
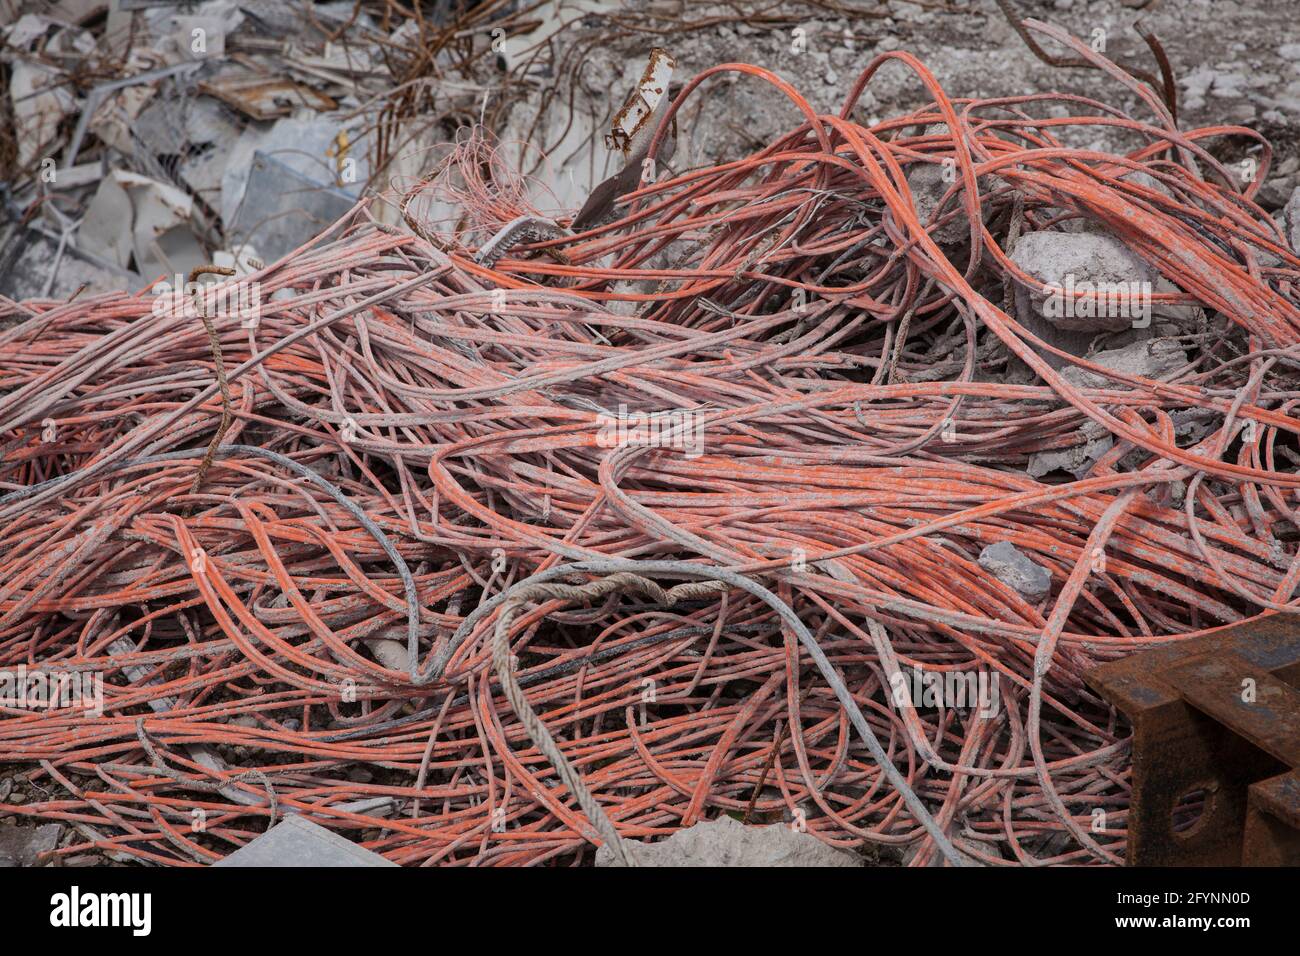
[2,23,1298,866]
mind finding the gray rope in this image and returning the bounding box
[491,572,728,866]
[480,560,973,867]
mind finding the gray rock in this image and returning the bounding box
[1284,186,1300,253]
[1260,157,1300,209]
[595,816,862,867]
[0,824,61,867]
[1060,339,1189,390]
[977,542,1051,602]
[898,157,990,245]
[214,815,397,867]
[1171,408,1222,447]
[1027,428,1113,480]
[1010,231,1158,334]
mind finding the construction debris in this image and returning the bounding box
[1,2,1299,873]
[1011,232,1159,334]
[1058,339,1189,391]
[213,816,398,868]
[0,823,60,867]
[0,0,521,293]
[595,817,863,867]
[977,543,1051,603]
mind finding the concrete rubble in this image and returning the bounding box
[978,542,1051,603]
[0,822,60,866]
[595,816,863,867]
[1058,339,1190,391]
[0,0,429,294]
[1010,232,1159,328]
[213,815,398,868]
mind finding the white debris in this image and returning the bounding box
[214,816,398,867]
[86,82,155,157]
[8,60,78,166]
[81,170,205,280]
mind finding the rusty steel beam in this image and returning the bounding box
[1086,616,1300,866]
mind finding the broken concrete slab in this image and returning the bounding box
[1027,424,1113,480]
[0,823,61,866]
[3,13,57,47]
[78,173,135,268]
[0,225,142,300]
[978,541,1051,602]
[80,169,206,280]
[86,81,156,157]
[134,93,241,157]
[595,815,862,867]
[1060,338,1189,390]
[226,151,356,262]
[213,815,397,867]
[1011,231,1158,334]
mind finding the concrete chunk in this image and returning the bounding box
[899,160,990,245]
[1026,423,1113,480]
[1010,231,1157,334]
[595,815,862,867]
[978,542,1051,602]
[0,824,61,867]
[1060,339,1189,390]
[214,815,397,867]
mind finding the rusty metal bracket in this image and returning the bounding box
[1086,616,1300,865]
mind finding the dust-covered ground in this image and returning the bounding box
[503,0,1299,213]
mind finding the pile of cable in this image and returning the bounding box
[1,27,1298,866]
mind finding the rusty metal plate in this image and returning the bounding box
[1086,618,1300,866]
